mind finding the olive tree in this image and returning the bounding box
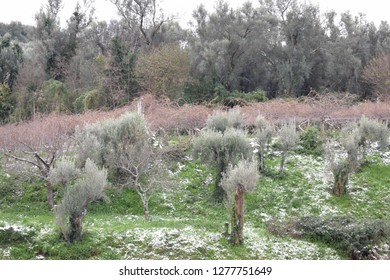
[255,115,274,172]
[276,121,299,172]
[53,158,108,243]
[220,159,259,245]
[193,127,251,203]
[48,158,80,187]
[205,108,243,133]
[326,127,360,196]
[116,137,170,221]
[357,116,389,160]
[74,112,148,168]
[4,142,61,209]
[74,112,170,221]
[328,117,389,196]
[109,0,174,49]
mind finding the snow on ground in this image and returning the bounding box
[100,226,229,260]
[244,225,340,260]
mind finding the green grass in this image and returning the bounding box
[1,141,389,260]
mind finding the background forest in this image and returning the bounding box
[1,0,390,123]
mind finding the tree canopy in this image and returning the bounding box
[2,0,390,123]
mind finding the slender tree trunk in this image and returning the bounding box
[231,184,245,245]
[46,180,54,209]
[139,191,150,221]
[258,146,265,172]
[279,150,287,173]
[320,117,325,134]
[362,141,367,161]
[214,159,226,203]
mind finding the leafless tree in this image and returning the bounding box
[116,139,171,221]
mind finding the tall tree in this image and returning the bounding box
[261,0,327,96]
[35,0,94,81]
[0,34,23,122]
[109,0,174,50]
[190,1,265,92]
[0,33,23,91]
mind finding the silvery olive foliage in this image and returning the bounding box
[205,108,243,133]
[54,158,108,243]
[276,121,299,172]
[220,159,259,197]
[255,115,274,171]
[48,158,80,187]
[220,159,259,245]
[193,127,251,202]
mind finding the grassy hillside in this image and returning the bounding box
[1,133,389,260]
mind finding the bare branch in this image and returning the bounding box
[5,153,41,169]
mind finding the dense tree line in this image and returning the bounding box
[1,0,390,124]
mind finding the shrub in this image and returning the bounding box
[74,127,103,168]
[240,89,268,102]
[298,125,324,157]
[212,87,268,107]
[221,159,259,245]
[175,80,215,105]
[296,216,390,259]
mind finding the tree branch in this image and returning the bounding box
[5,153,40,169]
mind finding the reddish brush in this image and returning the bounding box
[1,95,389,151]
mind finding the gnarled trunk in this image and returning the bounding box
[231,184,245,245]
[333,164,349,196]
[214,158,226,203]
[68,211,84,243]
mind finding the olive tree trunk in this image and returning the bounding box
[231,184,245,245]
[333,164,349,196]
[46,180,54,209]
[214,158,227,203]
[139,191,150,222]
[279,150,287,173]
[258,146,265,172]
[68,212,84,243]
